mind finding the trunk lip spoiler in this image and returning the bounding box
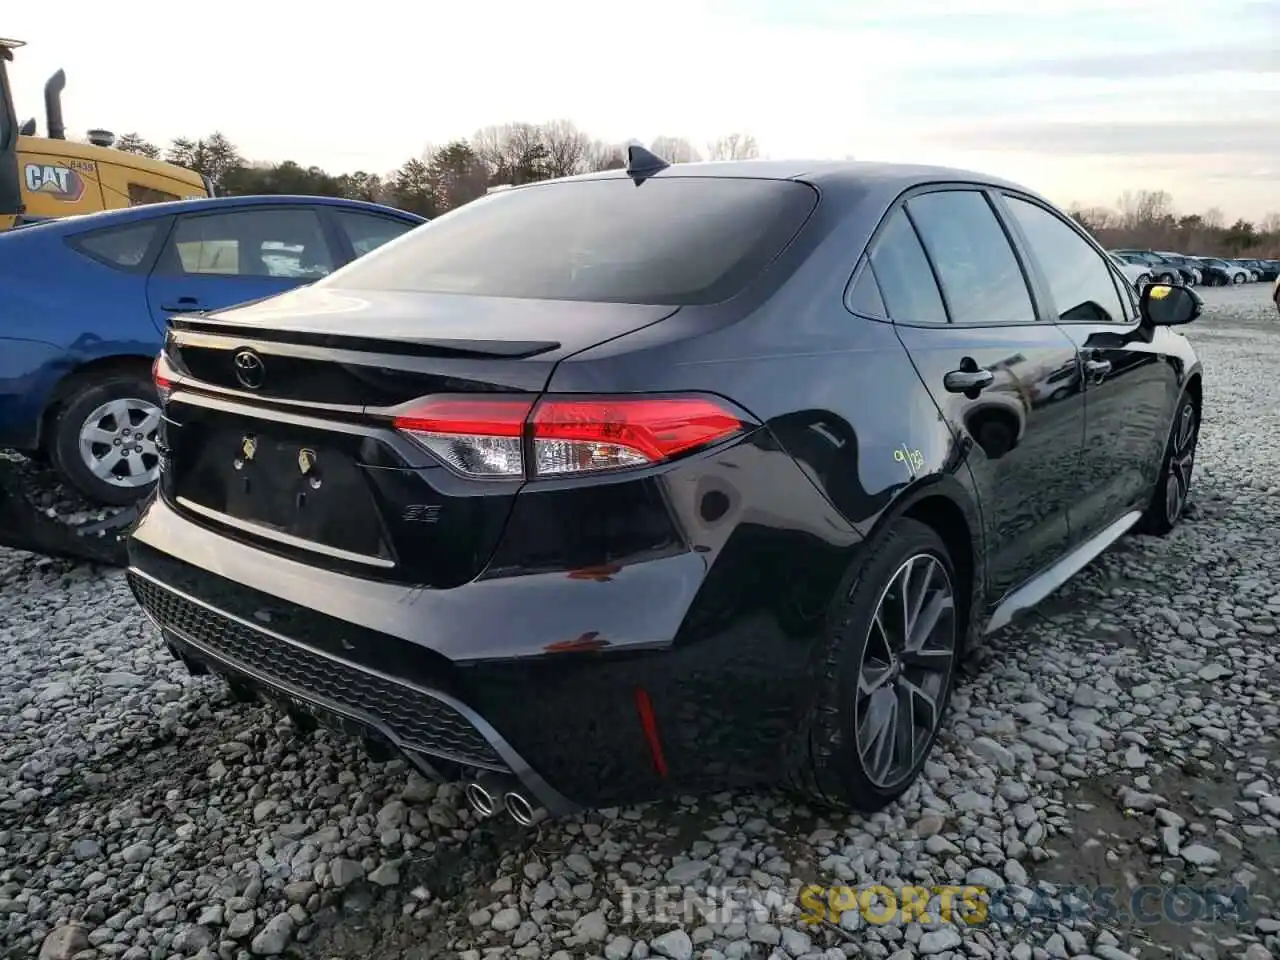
[168,316,561,360]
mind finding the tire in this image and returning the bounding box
[1136,274,1151,292]
[1137,392,1198,536]
[1232,273,1245,285]
[1158,272,1177,285]
[49,374,162,506]
[786,518,962,811]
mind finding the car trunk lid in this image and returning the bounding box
[157,288,680,586]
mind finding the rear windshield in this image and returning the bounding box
[319,177,818,305]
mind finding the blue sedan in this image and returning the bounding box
[0,195,425,504]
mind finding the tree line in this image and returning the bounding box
[111,123,760,219]
[1069,190,1279,259]
[112,126,1279,258]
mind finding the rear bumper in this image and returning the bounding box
[126,433,864,809]
[127,565,576,815]
[126,494,719,809]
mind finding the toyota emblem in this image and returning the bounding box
[232,349,265,389]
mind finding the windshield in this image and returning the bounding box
[320,176,819,305]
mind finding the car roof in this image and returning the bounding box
[531,159,1051,208]
[4,195,425,236]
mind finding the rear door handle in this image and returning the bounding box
[162,297,205,313]
[943,369,995,393]
[1084,359,1112,378]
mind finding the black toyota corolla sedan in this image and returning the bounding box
[128,149,1204,824]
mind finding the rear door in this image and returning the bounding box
[998,192,1177,544]
[869,187,1085,600]
[145,205,338,327]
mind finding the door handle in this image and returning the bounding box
[161,297,205,313]
[943,369,995,393]
[1084,359,1112,378]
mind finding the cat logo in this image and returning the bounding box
[23,162,88,202]
[298,448,317,475]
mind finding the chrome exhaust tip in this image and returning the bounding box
[503,791,540,827]
[464,779,500,818]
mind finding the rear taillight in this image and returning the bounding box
[392,395,749,480]
[152,354,175,401]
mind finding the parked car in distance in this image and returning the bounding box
[1195,256,1251,285]
[1111,249,1194,286]
[1234,258,1275,282]
[1258,260,1280,282]
[1153,252,1202,285]
[1108,252,1152,291]
[0,195,425,504]
[126,153,1205,822]
[1188,257,1232,287]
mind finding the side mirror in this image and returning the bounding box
[1140,282,1201,327]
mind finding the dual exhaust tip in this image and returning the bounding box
[464,776,541,827]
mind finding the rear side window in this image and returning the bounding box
[906,190,1036,325]
[846,258,886,318]
[334,210,417,258]
[869,209,948,325]
[321,178,818,305]
[69,221,161,270]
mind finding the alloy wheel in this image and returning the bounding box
[854,553,957,790]
[1164,403,1198,525]
[77,397,162,489]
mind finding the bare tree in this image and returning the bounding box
[471,122,550,185]
[1202,206,1225,230]
[1067,204,1118,232]
[540,120,591,178]
[649,135,700,163]
[1117,189,1174,230]
[1260,211,1280,235]
[706,133,759,161]
[585,140,626,172]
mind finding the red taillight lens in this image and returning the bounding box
[530,397,744,476]
[392,395,746,480]
[152,354,175,398]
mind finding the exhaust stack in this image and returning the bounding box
[463,775,505,818]
[43,69,65,140]
[503,791,540,827]
[463,776,544,826]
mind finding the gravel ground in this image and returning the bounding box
[3,285,1279,960]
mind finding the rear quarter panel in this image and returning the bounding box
[0,230,162,445]
[547,177,987,604]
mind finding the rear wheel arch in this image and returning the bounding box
[39,354,156,449]
[861,478,985,650]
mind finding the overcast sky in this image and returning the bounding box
[7,0,1278,220]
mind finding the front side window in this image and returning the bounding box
[906,190,1036,325]
[1005,196,1127,324]
[321,177,818,305]
[163,208,335,279]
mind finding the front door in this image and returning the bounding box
[145,205,338,331]
[998,193,1178,543]
[866,189,1085,601]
